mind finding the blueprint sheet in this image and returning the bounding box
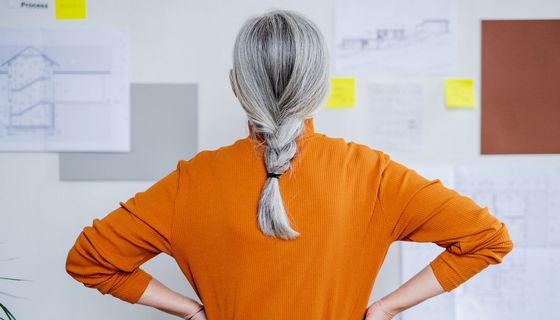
[0,29,129,151]
[453,165,560,320]
[400,164,560,320]
[334,0,458,76]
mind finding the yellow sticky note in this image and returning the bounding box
[326,77,355,109]
[55,0,86,19]
[444,79,475,108]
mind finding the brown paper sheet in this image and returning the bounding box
[481,20,560,154]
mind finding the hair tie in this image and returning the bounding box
[267,172,282,179]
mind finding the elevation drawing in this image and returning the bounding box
[0,28,129,151]
[334,0,458,76]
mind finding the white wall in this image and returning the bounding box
[0,0,559,319]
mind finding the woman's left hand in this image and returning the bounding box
[364,300,396,320]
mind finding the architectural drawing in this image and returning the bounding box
[454,165,558,248]
[455,165,558,319]
[339,19,450,51]
[334,0,457,75]
[400,164,560,320]
[2,46,58,132]
[0,29,129,151]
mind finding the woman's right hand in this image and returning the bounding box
[364,300,396,320]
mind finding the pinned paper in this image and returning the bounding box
[326,77,356,108]
[55,0,86,19]
[444,79,475,108]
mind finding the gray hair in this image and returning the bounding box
[231,10,329,240]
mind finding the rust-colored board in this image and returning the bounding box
[481,20,560,154]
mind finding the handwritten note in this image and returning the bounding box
[326,77,355,109]
[444,79,475,109]
[364,82,424,151]
[55,0,86,19]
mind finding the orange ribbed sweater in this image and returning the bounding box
[65,118,514,319]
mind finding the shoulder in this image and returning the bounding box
[177,137,250,172]
[312,132,389,167]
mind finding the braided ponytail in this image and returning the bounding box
[257,118,304,239]
[232,10,329,240]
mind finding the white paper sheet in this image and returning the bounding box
[364,82,423,152]
[453,165,560,320]
[334,0,458,76]
[400,165,560,320]
[0,28,129,151]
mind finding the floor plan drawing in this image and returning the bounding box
[400,164,560,320]
[453,165,560,319]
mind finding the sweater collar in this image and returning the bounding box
[246,118,316,140]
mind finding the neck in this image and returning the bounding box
[246,118,316,139]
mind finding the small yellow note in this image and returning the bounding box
[55,0,86,19]
[326,77,356,109]
[444,79,475,109]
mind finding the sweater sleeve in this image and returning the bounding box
[65,161,181,304]
[378,154,514,292]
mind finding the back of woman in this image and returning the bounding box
[171,121,389,318]
[65,9,513,320]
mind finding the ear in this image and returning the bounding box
[229,69,238,98]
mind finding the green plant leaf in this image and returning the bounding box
[0,303,15,320]
[0,278,30,282]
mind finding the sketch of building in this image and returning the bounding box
[334,0,457,76]
[338,19,450,51]
[1,46,58,131]
[0,28,129,151]
[376,26,406,41]
[415,19,450,35]
[339,25,406,50]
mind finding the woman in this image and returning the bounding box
[65,9,514,320]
